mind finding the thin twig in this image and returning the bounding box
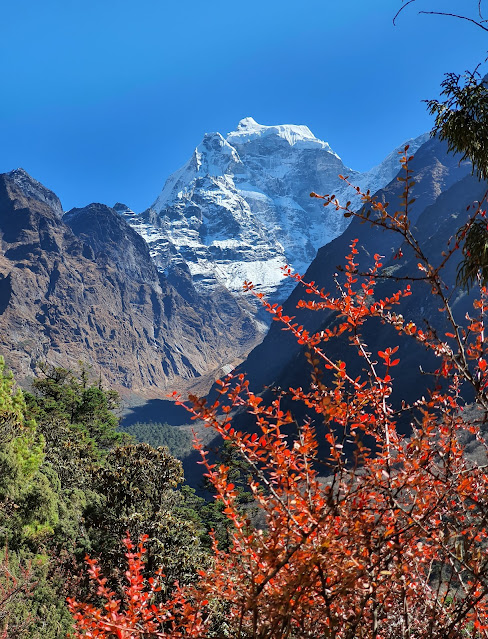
[393,0,417,26]
[419,11,488,32]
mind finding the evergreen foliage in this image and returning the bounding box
[457,218,488,289]
[427,71,488,181]
[0,361,224,637]
[0,357,75,637]
[86,442,207,587]
[120,420,192,459]
[426,71,488,289]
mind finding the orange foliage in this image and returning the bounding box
[67,535,207,638]
[70,150,488,638]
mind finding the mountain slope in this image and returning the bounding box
[235,136,474,395]
[0,171,258,396]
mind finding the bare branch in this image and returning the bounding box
[419,10,488,32]
[394,2,488,30]
[393,0,417,26]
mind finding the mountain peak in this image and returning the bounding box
[9,167,30,179]
[227,118,338,155]
[113,202,135,217]
[236,117,259,130]
[189,131,242,176]
[198,131,237,157]
[6,168,64,218]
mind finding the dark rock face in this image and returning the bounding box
[236,137,476,399]
[7,168,64,218]
[0,172,259,397]
[64,203,161,285]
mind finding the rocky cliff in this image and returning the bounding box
[0,170,258,397]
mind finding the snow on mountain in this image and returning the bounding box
[123,119,428,312]
[353,132,430,197]
[227,117,338,154]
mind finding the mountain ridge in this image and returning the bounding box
[0,122,449,402]
[0,171,259,397]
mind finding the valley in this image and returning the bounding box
[0,119,429,402]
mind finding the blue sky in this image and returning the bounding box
[1,0,487,211]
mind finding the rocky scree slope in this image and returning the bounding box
[0,170,258,396]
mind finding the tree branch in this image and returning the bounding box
[394,2,488,31]
[393,0,417,26]
[419,10,488,32]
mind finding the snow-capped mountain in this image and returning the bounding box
[124,118,428,308]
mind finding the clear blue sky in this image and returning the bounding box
[1,0,486,212]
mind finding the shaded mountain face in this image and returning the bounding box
[0,171,259,397]
[7,168,64,219]
[235,136,476,404]
[124,118,428,312]
[64,203,162,286]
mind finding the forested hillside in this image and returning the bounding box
[0,362,236,637]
